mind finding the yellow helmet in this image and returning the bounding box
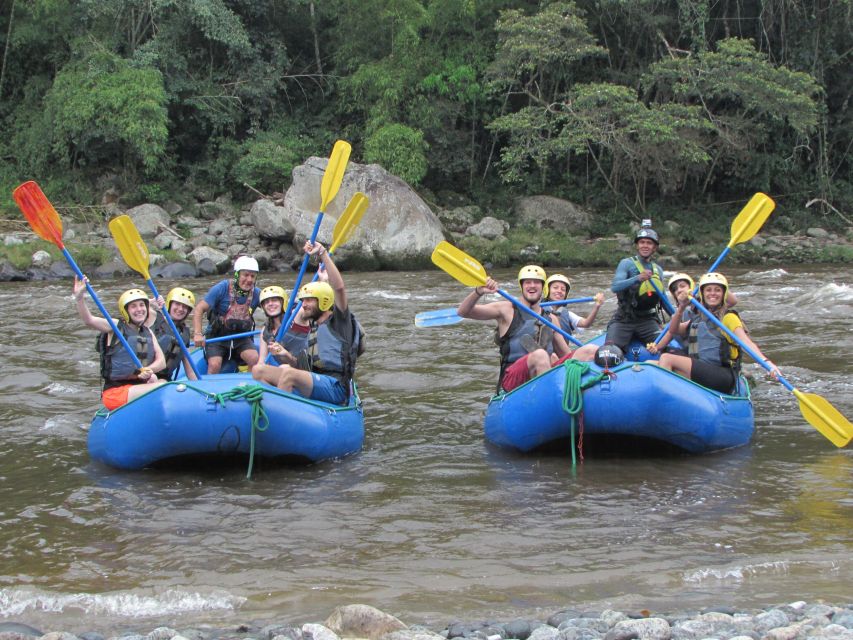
[259,285,287,305]
[118,289,149,322]
[297,281,335,312]
[165,287,195,312]
[667,273,694,296]
[518,265,547,297]
[545,273,571,298]
[698,272,729,302]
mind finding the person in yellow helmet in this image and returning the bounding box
[146,287,197,381]
[252,241,364,405]
[654,272,778,392]
[72,277,166,410]
[457,265,573,393]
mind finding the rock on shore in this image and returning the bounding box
[2,601,853,640]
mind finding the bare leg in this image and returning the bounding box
[658,353,693,378]
[240,348,260,372]
[527,349,551,378]
[571,344,598,362]
[127,379,166,402]
[277,366,315,396]
[252,363,283,385]
[207,355,223,374]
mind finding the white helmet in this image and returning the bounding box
[233,255,259,273]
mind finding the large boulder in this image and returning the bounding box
[283,157,445,268]
[187,246,231,273]
[250,199,296,241]
[125,203,171,237]
[515,195,591,232]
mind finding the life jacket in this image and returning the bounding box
[495,307,553,391]
[616,257,664,318]
[208,281,255,337]
[303,309,364,397]
[687,309,742,372]
[151,311,190,381]
[96,321,157,390]
[545,307,578,335]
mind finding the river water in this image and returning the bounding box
[1,265,852,633]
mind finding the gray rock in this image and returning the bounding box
[438,205,480,233]
[50,261,74,278]
[754,609,789,633]
[250,200,296,241]
[154,231,175,250]
[151,261,198,279]
[187,246,230,271]
[382,630,446,640]
[283,158,445,268]
[126,203,171,237]
[0,622,43,637]
[194,201,236,221]
[196,257,218,275]
[602,629,638,640]
[834,611,853,628]
[3,234,23,246]
[610,618,670,640]
[502,620,532,640]
[548,612,583,628]
[466,216,508,240]
[806,227,829,238]
[302,624,339,640]
[31,249,52,268]
[515,195,591,232]
[527,626,559,640]
[147,628,178,640]
[324,604,407,639]
[93,259,132,278]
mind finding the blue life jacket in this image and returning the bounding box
[687,309,742,371]
[496,307,553,391]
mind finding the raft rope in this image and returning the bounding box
[560,360,610,468]
[211,383,270,479]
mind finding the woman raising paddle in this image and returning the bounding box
[654,272,779,393]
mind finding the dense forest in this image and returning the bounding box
[0,0,850,231]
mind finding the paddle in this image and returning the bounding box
[108,214,202,379]
[688,298,852,448]
[267,191,368,363]
[198,330,261,346]
[278,140,351,339]
[415,297,596,328]
[430,241,583,347]
[653,192,776,345]
[12,181,144,369]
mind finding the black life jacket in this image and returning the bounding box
[616,257,664,318]
[96,321,156,390]
[151,311,190,381]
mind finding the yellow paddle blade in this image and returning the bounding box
[729,192,775,247]
[431,241,488,287]
[319,140,352,212]
[330,192,369,253]
[108,215,151,280]
[793,389,853,448]
[12,181,64,247]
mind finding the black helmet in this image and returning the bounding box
[634,226,659,244]
[595,344,624,368]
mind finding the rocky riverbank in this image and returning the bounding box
[2,161,852,282]
[2,602,853,640]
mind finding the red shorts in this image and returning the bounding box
[101,385,132,410]
[501,355,532,392]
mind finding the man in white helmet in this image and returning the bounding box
[192,255,262,374]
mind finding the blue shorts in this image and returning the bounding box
[310,373,347,405]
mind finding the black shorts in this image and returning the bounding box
[204,336,257,361]
[691,359,737,394]
[605,313,661,353]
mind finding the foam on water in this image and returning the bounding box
[682,560,791,583]
[744,268,789,280]
[0,588,245,618]
[44,382,80,395]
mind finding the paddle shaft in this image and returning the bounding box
[496,289,583,347]
[145,277,202,379]
[541,297,595,307]
[68,250,144,369]
[199,329,261,345]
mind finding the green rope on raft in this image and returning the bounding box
[212,383,270,479]
[560,359,608,467]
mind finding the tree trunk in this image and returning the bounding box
[310,1,322,74]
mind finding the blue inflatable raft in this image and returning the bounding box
[87,349,364,470]
[484,338,754,454]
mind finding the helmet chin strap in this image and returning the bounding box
[234,273,251,297]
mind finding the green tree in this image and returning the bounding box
[364,123,428,186]
[44,49,168,175]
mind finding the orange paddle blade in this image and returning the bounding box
[12,181,64,247]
